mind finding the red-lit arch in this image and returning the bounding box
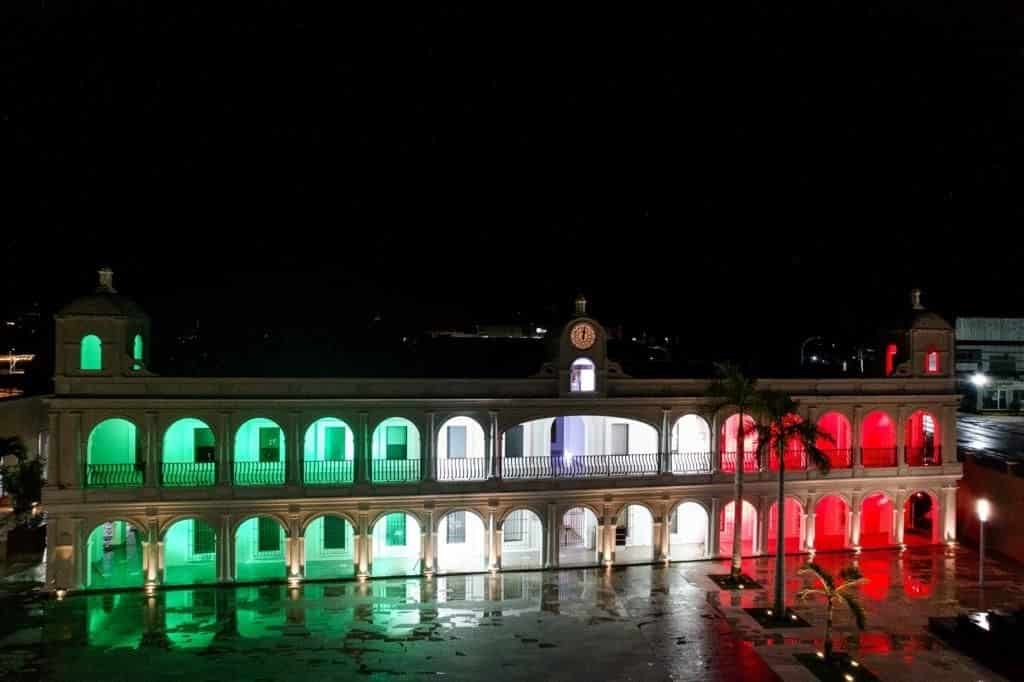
[814,495,848,551]
[905,410,941,466]
[816,412,852,468]
[859,492,895,548]
[720,414,758,473]
[861,411,896,467]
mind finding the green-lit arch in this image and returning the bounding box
[303,417,354,461]
[163,418,215,463]
[132,334,143,369]
[163,517,217,585]
[234,515,287,582]
[87,419,139,488]
[85,520,145,589]
[81,334,102,370]
[304,514,356,580]
[234,418,285,462]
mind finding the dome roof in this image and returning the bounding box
[56,268,148,318]
[910,310,952,331]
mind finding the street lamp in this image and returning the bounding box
[971,372,990,387]
[977,499,991,586]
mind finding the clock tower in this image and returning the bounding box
[552,294,617,397]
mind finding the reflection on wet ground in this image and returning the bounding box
[0,545,1020,680]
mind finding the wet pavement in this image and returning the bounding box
[0,545,1021,680]
[958,413,1024,461]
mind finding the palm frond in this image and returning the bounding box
[838,591,868,630]
[804,443,832,475]
[798,561,835,592]
[795,587,828,602]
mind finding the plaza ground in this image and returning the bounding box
[0,545,1016,680]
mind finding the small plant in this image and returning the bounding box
[796,562,867,660]
[0,436,44,516]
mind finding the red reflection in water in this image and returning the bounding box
[860,493,894,548]
[814,495,847,551]
[902,572,933,599]
[857,558,891,601]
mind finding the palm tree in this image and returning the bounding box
[0,436,42,515]
[754,391,834,618]
[796,562,867,660]
[706,363,761,578]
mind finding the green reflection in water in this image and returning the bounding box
[164,589,218,649]
[87,593,143,649]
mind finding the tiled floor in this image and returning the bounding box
[0,545,1019,680]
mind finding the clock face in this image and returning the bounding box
[570,323,597,350]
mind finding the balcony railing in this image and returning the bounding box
[769,449,807,471]
[162,462,215,487]
[823,448,852,469]
[670,451,712,475]
[861,447,897,468]
[437,457,487,481]
[303,459,354,485]
[87,463,143,488]
[906,446,942,467]
[372,458,421,484]
[503,454,659,479]
[233,461,285,486]
[720,451,758,473]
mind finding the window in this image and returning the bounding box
[194,428,215,463]
[505,425,523,458]
[193,521,215,556]
[385,514,406,546]
[80,334,102,370]
[446,511,466,544]
[257,518,280,553]
[611,423,629,455]
[504,511,526,542]
[258,427,281,462]
[447,425,467,459]
[324,426,346,461]
[323,516,346,550]
[385,426,407,460]
[925,346,939,374]
[570,358,596,392]
[132,334,143,370]
[885,344,898,376]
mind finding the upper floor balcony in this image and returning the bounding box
[72,407,956,492]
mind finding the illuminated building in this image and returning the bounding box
[42,271,961,592]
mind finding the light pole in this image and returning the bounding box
[977,498,990,587]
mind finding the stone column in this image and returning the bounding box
[144,519,161,586]
[545,503,559,569]
[71,411,84,489]
[72,516,86,590]
[218,411,233,486]
[287,516,303,579]
[708,497,720,558]
[357,513,370,577]
[46,410,61,487]
[710,415,721,474]
[144,411,158,488]
[421,510,435,575]
[489,411,501,480]
[287,412,301,486]
[896,406,908,470]
[894,492,906,546]
[218,514,234,582]
[601,515,614,566]
[653,514,667,562]
[804,498,816,551]
[485,415,495,480]
[754,496,768,555]
[424,412,436,482]
[492,514,504,570]
[356,413,369,485]
[851,406,864,472]
[849,494,862,549]
[660,409,671,474]
[941,485,957,543]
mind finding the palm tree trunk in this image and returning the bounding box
[824,600,834,660]
[773,437,786,616]
[731,409,745,577]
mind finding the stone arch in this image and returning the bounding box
[902,488,941,545]
[368,509,427,534]
[767,496,805,555]
[558,504,602,567]
[432,507,488,534]
[609,499,659,522]
[84,518,147,589]
[436,508,488,573]
[369,510,423,577]
[233,514,289,582]
[231,512,292,539]
[161,516,218,585]
[612,502,657,564]
[667,500,710,560]
[498,507,545,570]
[159,513,220,540]
[436,416,488,481]
[859,491,896,549]
[300,510,359,535]
[813,494,849,552]
[498,504,547,529]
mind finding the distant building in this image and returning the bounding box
[955,317,1024,411]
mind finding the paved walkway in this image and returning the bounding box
[0,545,1018,680]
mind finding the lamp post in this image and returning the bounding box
[977,498,990,587]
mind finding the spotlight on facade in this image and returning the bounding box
[971,372,990,387]
[55,589,66,601]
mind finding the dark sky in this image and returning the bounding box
[4,3,1024,363]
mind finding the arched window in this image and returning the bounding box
[925,345,939,374]
[132,334,143,370]
[570,358,595,392]
[885,343,898,377]
[81,334,102,370]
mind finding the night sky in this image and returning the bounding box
[4,3,1024,370]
